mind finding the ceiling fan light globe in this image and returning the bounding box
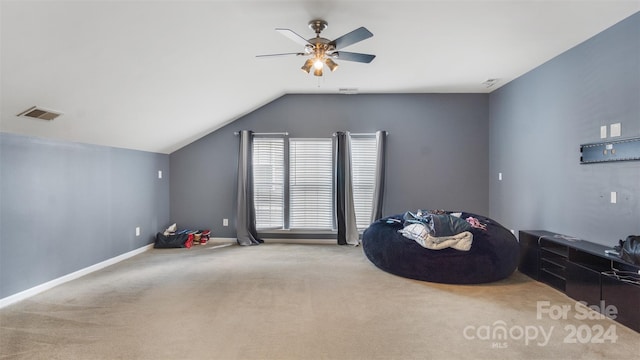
[324,58,338,72]
[314,67,323,77]
[313,59,324,70]
[301,59,314,73]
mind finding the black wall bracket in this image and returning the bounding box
[580,136,640,164]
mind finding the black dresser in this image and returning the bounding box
[519,230,640,332]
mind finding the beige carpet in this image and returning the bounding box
[1,242,638,360]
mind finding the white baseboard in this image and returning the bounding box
[0,243,154,309]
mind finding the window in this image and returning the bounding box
[252,137,284,229]
[252,134,378,231]
[289,138,334,229]
[350,136,377,229]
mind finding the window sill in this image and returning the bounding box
[258,229,337,235]
[257,228,366,239]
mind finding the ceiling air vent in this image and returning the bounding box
[338,88,359,95]
[482,79,499,89]
[17,106,62,121]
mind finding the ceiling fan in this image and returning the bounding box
[256,19,376,77]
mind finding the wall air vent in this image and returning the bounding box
[17,106,62,121]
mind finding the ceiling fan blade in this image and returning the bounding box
[333,51,376,63]
[256,52,304,58]
[330,27,373,50]
[275,28,311,46]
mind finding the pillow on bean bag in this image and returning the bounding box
[403,211,472,236]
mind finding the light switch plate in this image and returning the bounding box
[610,192,617,204]
[610,123,621,137]
[600,125,607,139]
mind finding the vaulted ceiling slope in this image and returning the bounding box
[1,1,638,154]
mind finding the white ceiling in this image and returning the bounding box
[1,1,639,154]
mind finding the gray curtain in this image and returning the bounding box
[236,130,263,246]
[335,132,359,245]
[370,130,387,222]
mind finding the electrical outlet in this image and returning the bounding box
[223,218,229,227]
[135,227,141,236]
[498,172,502,181]
[158,170,162,179]
[610,192,617,204]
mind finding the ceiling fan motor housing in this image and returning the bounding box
[308,19,328,35]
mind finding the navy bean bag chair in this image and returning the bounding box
[362,211,519,284]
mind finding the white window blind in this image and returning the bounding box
[350,136,377,229]
[252,137,284,229]
[289,138,333,229]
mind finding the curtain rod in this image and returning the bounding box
[234,131,387,136]
[333,131,389,136]
[352,132,388,136]
[234,131,289,136]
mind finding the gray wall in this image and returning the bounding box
[170,93,489,238]
[489,12,640,245]
[0,133,170,299]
